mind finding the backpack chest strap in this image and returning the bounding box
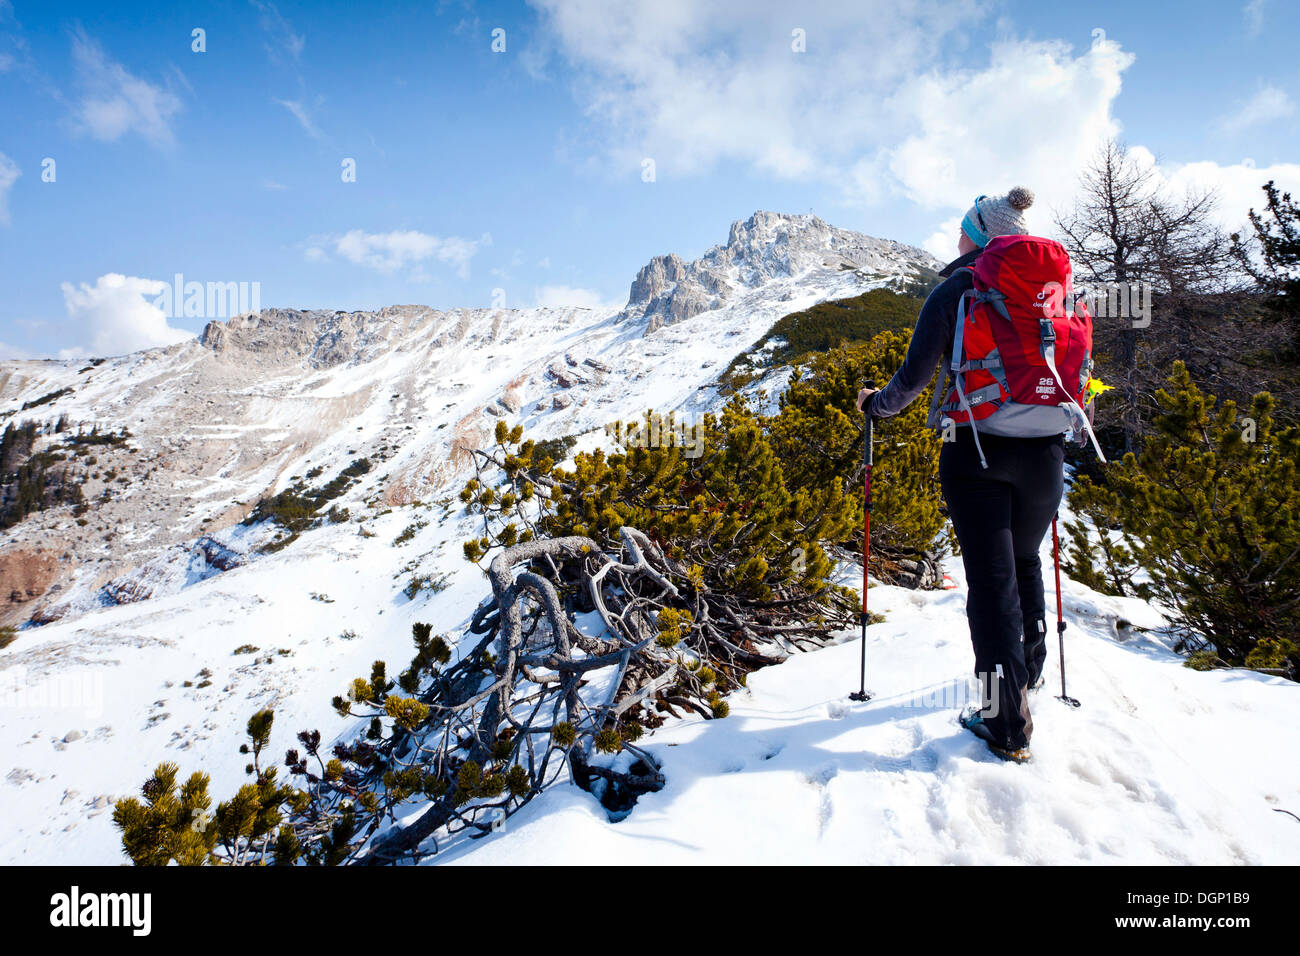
[956,348,1011,394]
[939,383,1003,412]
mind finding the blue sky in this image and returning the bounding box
[1,0,1298,358]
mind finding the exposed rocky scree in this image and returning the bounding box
[0,549,60,626]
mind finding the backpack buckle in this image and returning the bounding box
[977,289,1012,323]
[1039,318,1056,345]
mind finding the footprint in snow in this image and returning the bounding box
[803,765,838,836]
[869,754,912,773]
[864,744,938,775]
[804,764,838,788]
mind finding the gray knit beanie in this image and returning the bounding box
[960,186,1034,247]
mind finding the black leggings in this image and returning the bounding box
[940,428,1064,750]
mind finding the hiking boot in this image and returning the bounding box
[959,708,1032,764]
[988,741,1032,763]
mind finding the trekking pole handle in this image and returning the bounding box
[862,379,876,468]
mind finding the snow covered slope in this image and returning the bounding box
[4,494,1296,866]
[437,523,1300,865]
[1,211,1296,866]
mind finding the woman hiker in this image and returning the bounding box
[856,186,1072,764]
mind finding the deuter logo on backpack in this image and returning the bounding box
[929,234,1106,468]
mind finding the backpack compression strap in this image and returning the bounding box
[1038,318,1108,463]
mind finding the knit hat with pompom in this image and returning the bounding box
[961,186,1034,248]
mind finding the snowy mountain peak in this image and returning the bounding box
[724,209,834,256]
[621,210,938,331]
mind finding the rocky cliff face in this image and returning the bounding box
[0,549,60,627]
[200,306,428,369]
[621,211,937,331]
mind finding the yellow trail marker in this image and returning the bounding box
[1085,377,1114,404]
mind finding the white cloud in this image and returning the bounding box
[250,0,305,63]
[253,3,326,142]
[0,152,19,225]
[921,215,964,263]
[274,98,322,139]
[69,30,183,146]
[876,34,1134,237]
[59,274,194,358]
[528,3,1148,241]
[529,0,989,181]
[309,229,491,279]
[532,4,1297,259]
[533,285,615,311]
[1147,154,1300,235]
[1217,84,1294,134]
[917,150,1300,256]
[1244,0,1266,36]
[0,341,37,360]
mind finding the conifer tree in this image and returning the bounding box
[112,763,216,866]
[113,710,302,865]
[466,404,859,603]
[1067,362,1300,673]
[1232,180,1300,352]
[769,332,945,577]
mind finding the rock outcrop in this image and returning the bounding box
[0,549,60,625]
[620,210,937,332]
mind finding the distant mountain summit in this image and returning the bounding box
[621,210,938,330]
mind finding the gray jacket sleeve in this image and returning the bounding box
[867,270,970,419]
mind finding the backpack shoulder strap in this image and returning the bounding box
[926,358,951,430]
[949,287,988,469]
[952,288,971,370]
[926,267,975,430]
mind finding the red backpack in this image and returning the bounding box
[929,234,1105,467]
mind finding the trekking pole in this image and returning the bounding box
[1051,516,1081,708]
[850,381,876,702]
